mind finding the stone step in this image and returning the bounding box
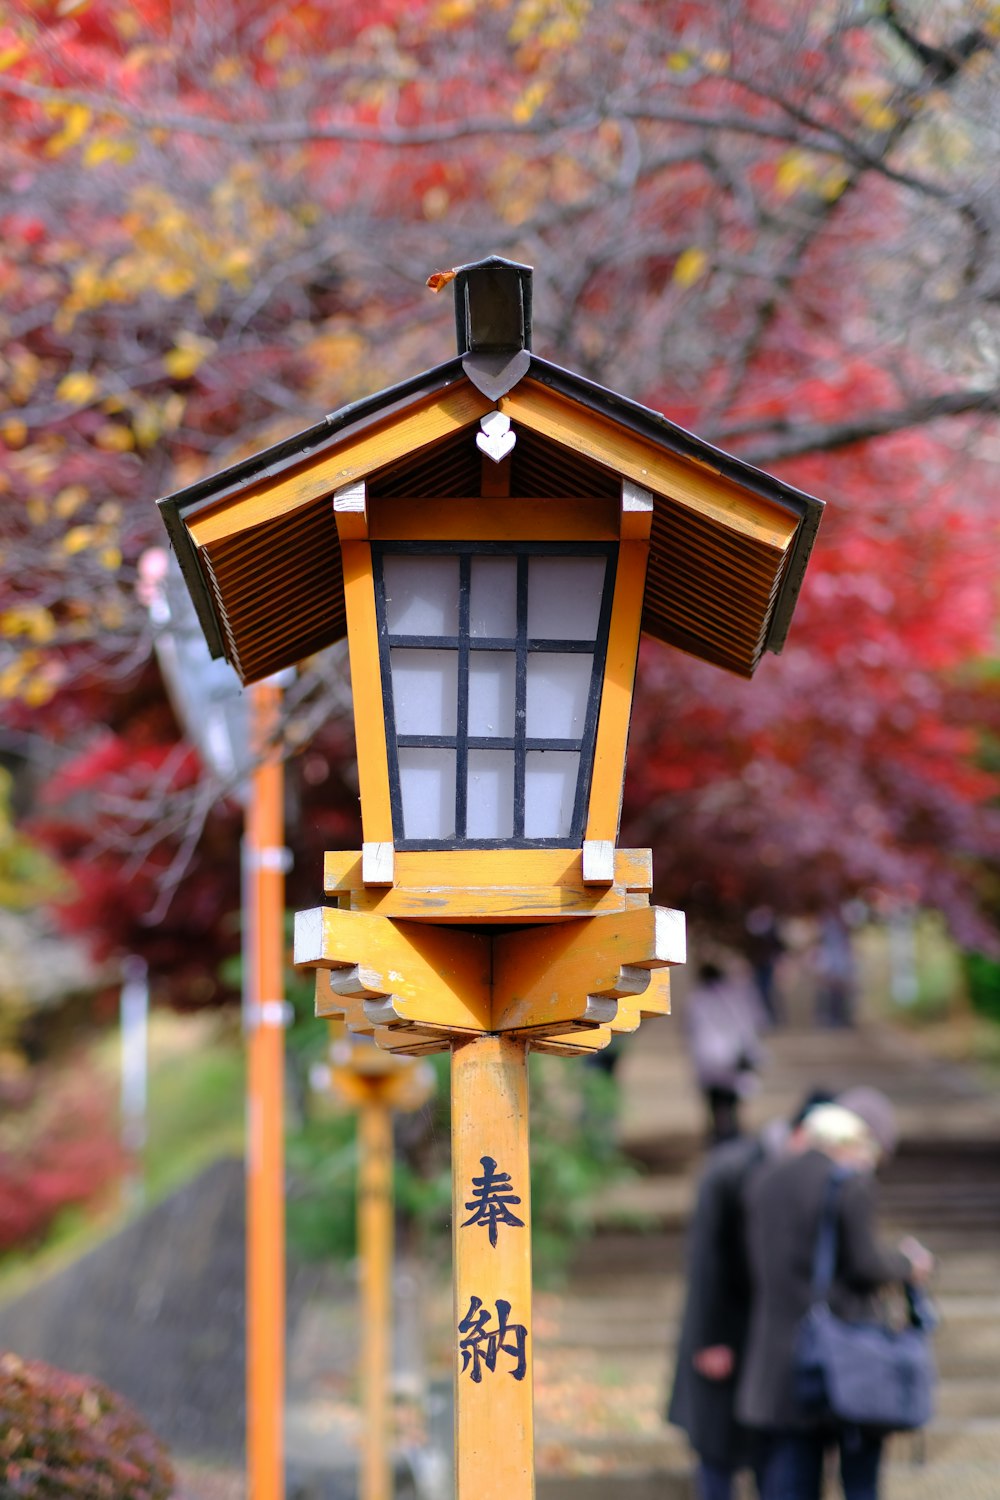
[275,1431,1000,1500]
[912,1419,1000,1462]
[531,1421,1000,1488]
[537,1463,1000,1500]
[539,1473,692,1500]
[932,1380,1000,1422]
[883,1461,1000,1500]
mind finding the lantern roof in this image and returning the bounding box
[158,258,823,684]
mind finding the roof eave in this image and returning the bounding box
[522,357,825,657]
[155,355,468,658]
[155,348,824,672]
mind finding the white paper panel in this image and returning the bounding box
[470,555,518,639]
[398,748,456,839]
[524,751,579,838]
[525,653,592,739]
[383,554,459,636]
[390,649,458,736]
[468,652,516,737]
[527,556,606,640]
[466,750,515,839]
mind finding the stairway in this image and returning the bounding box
[532,1008,1000,1499]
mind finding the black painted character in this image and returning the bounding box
[458,1295,528,1382]
[462,1155,525,1247]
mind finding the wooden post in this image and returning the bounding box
[358,1090,394,1500]
[246,679,286,1500]
[451,1034,534,1500]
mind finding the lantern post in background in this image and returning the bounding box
[118,954,149,1208]
[314,1028,435,1500]
[139,550,288,1500]
[158,256,824,1499]
[244,675,288,1500]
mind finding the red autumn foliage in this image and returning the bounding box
[2,0,1000,982]
[0,1064,122,1254]
[0,1352,174,1499]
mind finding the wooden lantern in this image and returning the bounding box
[158,255,822,1059]
[158,255,823,1500]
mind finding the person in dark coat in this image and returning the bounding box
[668,1094,833,1500]
[736,1098,934,1500]
[668,1132,765,1499]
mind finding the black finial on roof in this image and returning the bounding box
[454,256,533,357]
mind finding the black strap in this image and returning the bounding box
[810,1167,847,1301]
[811,1167,935,1330]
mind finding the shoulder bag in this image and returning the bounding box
[793,1171,936,1433]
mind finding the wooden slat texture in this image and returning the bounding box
[200,500,345,681]
[501,381,799,549]
[371,420,619,503]
[183,375,802,684]
[510,424,620,499]
[642,494,793,675]
[188,385,493,549]
[368,428,480,498]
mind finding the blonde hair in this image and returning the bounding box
[802,1103,880,1168]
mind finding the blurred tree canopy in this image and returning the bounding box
[2,0,1000,992]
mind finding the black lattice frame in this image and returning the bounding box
[372,541,618,849]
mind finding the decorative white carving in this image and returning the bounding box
[476,409,517,464]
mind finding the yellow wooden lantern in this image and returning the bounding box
[159,255,821,1058]
[158,255,823,1500]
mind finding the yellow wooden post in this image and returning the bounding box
[451,1034,534,1500]
[246,679,286,1500]
[358,1088,395,1500]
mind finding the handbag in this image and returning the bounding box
[793,1171,936,1432]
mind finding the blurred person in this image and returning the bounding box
[668,1092,834,1500]
[813,911,857,1029]
[684,960,767,1143]
[736,1093,934,1500]
[744,907,786,1027]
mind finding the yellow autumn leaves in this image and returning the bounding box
[162,334,215,382]
[56,371,100,406]
[673,248,708,289]
[54,171,277,336]
[39,99,138,165]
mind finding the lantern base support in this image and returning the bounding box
[295,860,683,1058]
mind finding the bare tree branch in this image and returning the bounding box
[730,386,1000,464]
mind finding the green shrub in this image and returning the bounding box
[963,952,1000,1023]
[0,1353,175,1499]
[285,1110,359,1261]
